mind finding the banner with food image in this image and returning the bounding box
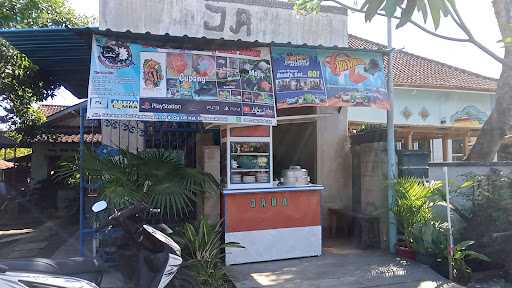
[87,35,276,125]
[272,47,389,110]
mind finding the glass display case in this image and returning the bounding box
[222,126,273,189]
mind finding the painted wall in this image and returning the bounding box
[100,0,347,46]
[348,88,495,126]
[31,143,80,183]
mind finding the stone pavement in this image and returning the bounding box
[227,240,463,288]
[53,230,125,288]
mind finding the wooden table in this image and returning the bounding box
[328,208,380,249]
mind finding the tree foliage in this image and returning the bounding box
[294,0,512,161]
[0,0,92,138]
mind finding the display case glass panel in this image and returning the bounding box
[229,141,271,186]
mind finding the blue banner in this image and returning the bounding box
[87,35,276,125]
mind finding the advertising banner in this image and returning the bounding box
[272,47,389,110]
[87,35,276,125]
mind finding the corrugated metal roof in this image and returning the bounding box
[0,27,94,98]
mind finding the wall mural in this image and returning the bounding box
[450,105,488,125]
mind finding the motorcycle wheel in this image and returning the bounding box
[167,268,200,288]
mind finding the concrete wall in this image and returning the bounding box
[196,133,221,224]
[429,162,512,235]
[353,141,389,248]
[316,107,352,220]
[31,143,80,183]
[358,142,388,215]
[100,0,347,46]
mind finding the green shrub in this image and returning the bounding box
[176,218,243,288]
[393,177,442,246]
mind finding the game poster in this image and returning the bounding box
[272,47,389,110]
[87,35,276,125]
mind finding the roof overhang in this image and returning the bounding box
[0,27,95,99]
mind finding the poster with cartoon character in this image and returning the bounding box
[272,47,389,110]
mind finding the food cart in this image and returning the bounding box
[220,125,324,265]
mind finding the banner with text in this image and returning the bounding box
[87,35,276,125]
[272,47,389,110]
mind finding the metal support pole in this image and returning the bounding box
[386,16,398,254]
[79,104,86,256]
[444,167,454,280]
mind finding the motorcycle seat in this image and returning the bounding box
[0,257,104,284]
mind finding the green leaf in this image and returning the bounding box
[383,0,399,17]
[363,0,386,22]
[455,240,475,250]
[416,0,429,23]
[396,0,417,28]
[440,0,451,17]
[427,0,442,30]
[464,251,491,262]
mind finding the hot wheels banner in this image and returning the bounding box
[272,47,389,110]
[87,35,276,125]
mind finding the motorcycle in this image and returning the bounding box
[0,201,198,288]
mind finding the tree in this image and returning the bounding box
[293,0,509,162]
[0,0,92,139]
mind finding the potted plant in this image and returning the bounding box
[392,177,442,260]
[412,221,448,266]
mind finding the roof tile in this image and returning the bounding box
[348,34,497,92]
[38,105,68,117]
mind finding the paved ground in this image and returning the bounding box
[227,240,462,288]
[0,220,74,259]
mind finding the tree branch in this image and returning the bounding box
[326,0,470,42]
[324,0,506,65]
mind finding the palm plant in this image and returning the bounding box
[64,147,220,217]
[176,218,243,288]
[393,177,442,247]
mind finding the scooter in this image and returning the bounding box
[0,201,197,288]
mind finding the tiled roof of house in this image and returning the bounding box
[348,34,498,93]
[38,104,68,117]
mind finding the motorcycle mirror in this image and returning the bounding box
[92,201,108,213]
